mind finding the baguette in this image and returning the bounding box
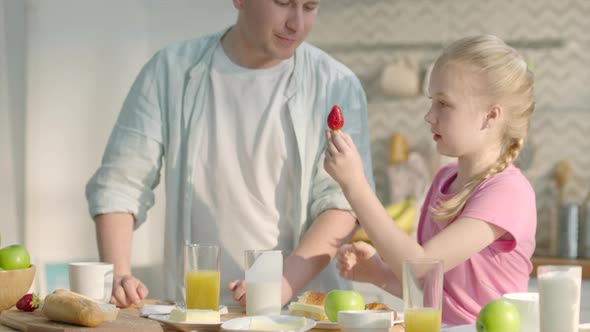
[52,289,119,321]
[99,303,120,321]
[42,289,105,327]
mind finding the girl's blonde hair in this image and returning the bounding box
[431,35,535,222]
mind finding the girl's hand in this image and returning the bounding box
[324,130,366,190]
[336,241,384,285]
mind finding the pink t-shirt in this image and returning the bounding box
[417,163,536,325]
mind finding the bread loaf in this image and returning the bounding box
[99,303,120,321]
[42,289,105,327]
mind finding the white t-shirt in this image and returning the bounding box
[190,44,297,304]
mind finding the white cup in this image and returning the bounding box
[502,292,539,332]
[68,262,114,303]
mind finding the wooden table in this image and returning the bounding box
[0,305,404,332]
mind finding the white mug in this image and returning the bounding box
[502,292,539,332]
[68,262,114,303]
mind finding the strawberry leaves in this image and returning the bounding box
[16,293,39,312]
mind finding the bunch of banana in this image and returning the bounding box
[351,198,418,244]
[388,198,418,234]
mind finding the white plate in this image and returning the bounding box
[221,315,316,332]
[148,314,224,331]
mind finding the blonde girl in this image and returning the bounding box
[324,35,536,325]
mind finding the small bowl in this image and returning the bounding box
[338,310,394,332]
[0,265,36,312]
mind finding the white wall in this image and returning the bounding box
[20,0,235,298]
[0,0,26,248]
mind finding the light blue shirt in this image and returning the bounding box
[86,28,374,302]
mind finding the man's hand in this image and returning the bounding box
[95,213,145,307]
[110,274,149,307]
[228,279,246,307]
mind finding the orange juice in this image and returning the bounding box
[185,270,220,310]
[404,307,442,332]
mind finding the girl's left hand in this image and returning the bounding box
[336,241,382,284]
[324,130,366,190]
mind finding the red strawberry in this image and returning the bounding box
[327,105,344,131]
[16,293,39,312]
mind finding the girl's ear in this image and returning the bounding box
[483,105,503,129]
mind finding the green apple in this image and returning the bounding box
[324,290,365,322]
[476,299,520,332]
[0,244,31,270]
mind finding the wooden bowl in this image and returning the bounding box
[0,265,36,312]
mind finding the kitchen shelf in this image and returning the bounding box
[531,256,590,279]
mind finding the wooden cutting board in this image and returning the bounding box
[0,309,163,332]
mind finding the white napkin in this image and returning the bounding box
[140,304,228,317]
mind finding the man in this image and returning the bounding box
[86,0,374,308]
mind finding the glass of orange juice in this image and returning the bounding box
[403,258,443,332]
[184,243,220,310]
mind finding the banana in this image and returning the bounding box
[350,198,418,244]
[393,201,418,234]
[351,227,370,243]
[385,199,411,220]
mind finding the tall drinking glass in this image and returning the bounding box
[184,244,220,310]
[245,250,283,316]
[538,265,581,332]
[403,258,443,332]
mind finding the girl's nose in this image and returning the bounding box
[424,108,435,124]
